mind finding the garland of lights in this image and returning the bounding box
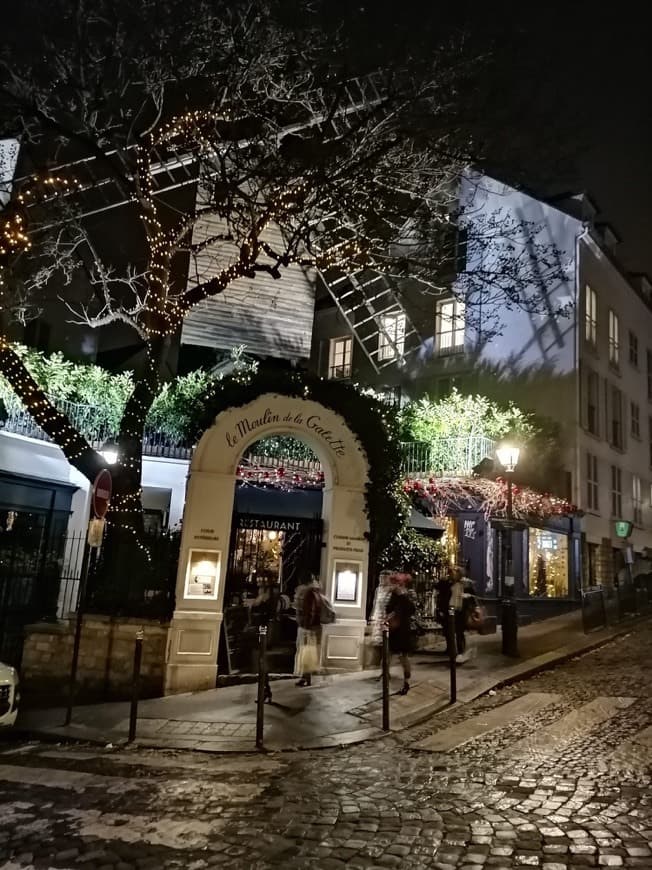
[404,476,579,522]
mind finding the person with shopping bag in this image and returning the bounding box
[294,575,322,687]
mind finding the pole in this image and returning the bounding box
[64,542,94,726]
[127,629,144,744]
[381,625,390,732]
[501,472,519,657]
[255,625,268,749]
[448,607,457,704]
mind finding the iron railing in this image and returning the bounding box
[1,398,194,460]
[3,395,495,474]
[400,436,496,477]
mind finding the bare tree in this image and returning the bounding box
[0,0,565,538]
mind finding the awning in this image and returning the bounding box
[410,508,446,536]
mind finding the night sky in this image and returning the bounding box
[491,3,652,274]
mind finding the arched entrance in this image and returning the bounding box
[165,393,370,694]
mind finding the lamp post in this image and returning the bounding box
[496,444,520,657]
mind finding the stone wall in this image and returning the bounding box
[22,616,169,704]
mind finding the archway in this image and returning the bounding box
[165,393,371,694]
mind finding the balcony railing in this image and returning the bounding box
[2,396,494,474]
[1,398,194,460]
[400,436,496,477]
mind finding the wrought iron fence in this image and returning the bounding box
[400,436,496,476]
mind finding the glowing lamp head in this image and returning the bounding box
[496,444,520,473]
[101,438,119,466]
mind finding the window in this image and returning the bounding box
[649,416,652,467]
[328,336,352,379]
[608,309,620,366]
[633,475,642,525]
[631,402,641,438]
[377,312,406,361]
[611,465,622,517]
[610,385,623,448]
[585,285,597,345]
[528,528,569,598]
[586,453,599,512]
[436,299,465,352]
[586,370,600,436]
[648,350,652,400]
[629,331,639,367]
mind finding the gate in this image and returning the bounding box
[0,532,84,667]
[220,513,323,674]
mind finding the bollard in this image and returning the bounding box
[381,625,390,732]
[447,607,457,704]
[255,625,268,749]
[127,629,144,744]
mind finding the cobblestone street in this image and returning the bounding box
[1,622,651,870]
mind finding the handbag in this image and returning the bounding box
[466,604,487,631]
[294,632,320,675]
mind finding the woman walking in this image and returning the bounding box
[294,575,322,687]
[370,570,395,674]
[385,574,416,695]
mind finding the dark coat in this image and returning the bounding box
[386,589,416,654]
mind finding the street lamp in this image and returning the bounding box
[496,444,520,657]
[100,438,119,466]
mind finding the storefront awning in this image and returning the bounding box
[409,508,446,536]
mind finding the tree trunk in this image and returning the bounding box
[0,336,104,481]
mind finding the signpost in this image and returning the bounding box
[64,468,112,726]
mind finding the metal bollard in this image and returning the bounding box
[447,607,457,704]
[381,625,390,732]
[255,625,268,749]
[127,629,144,744]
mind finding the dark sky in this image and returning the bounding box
[493,3,652,274]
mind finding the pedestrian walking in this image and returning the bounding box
[245,576,279,704]
[385,573,416,695]
[435,572,453,653]
[294,575,322,687]
[370,569,395,674]
[450,567,476,660]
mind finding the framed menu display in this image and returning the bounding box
[333,560,361,604]
[184,549,221,600]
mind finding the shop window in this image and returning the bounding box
[528,528,569,598]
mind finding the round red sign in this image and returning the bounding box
[92,469,113,519]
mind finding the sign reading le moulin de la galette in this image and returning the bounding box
[225,406,347,456]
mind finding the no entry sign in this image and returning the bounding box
[92,469,113,519]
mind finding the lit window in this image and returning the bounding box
[608,309,620,366]
[629,331,639,367]
[633,474,642,525]
[631,402,641,438]
[586,452,599,512]
[528,528,569,598]
[585,285,597,345]
[436,299,465,352]
[328,336,352,379]
[378,312,406,361]
[611,465,622,517]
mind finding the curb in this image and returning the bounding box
[12,615,650,755]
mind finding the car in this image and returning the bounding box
[0,662,19,728]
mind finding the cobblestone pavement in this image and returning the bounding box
[1,622,651,869]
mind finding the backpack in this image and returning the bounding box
[319,594,337,625]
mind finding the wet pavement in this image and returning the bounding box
[1,621,651,869]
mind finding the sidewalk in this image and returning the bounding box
[16,610,647,753]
